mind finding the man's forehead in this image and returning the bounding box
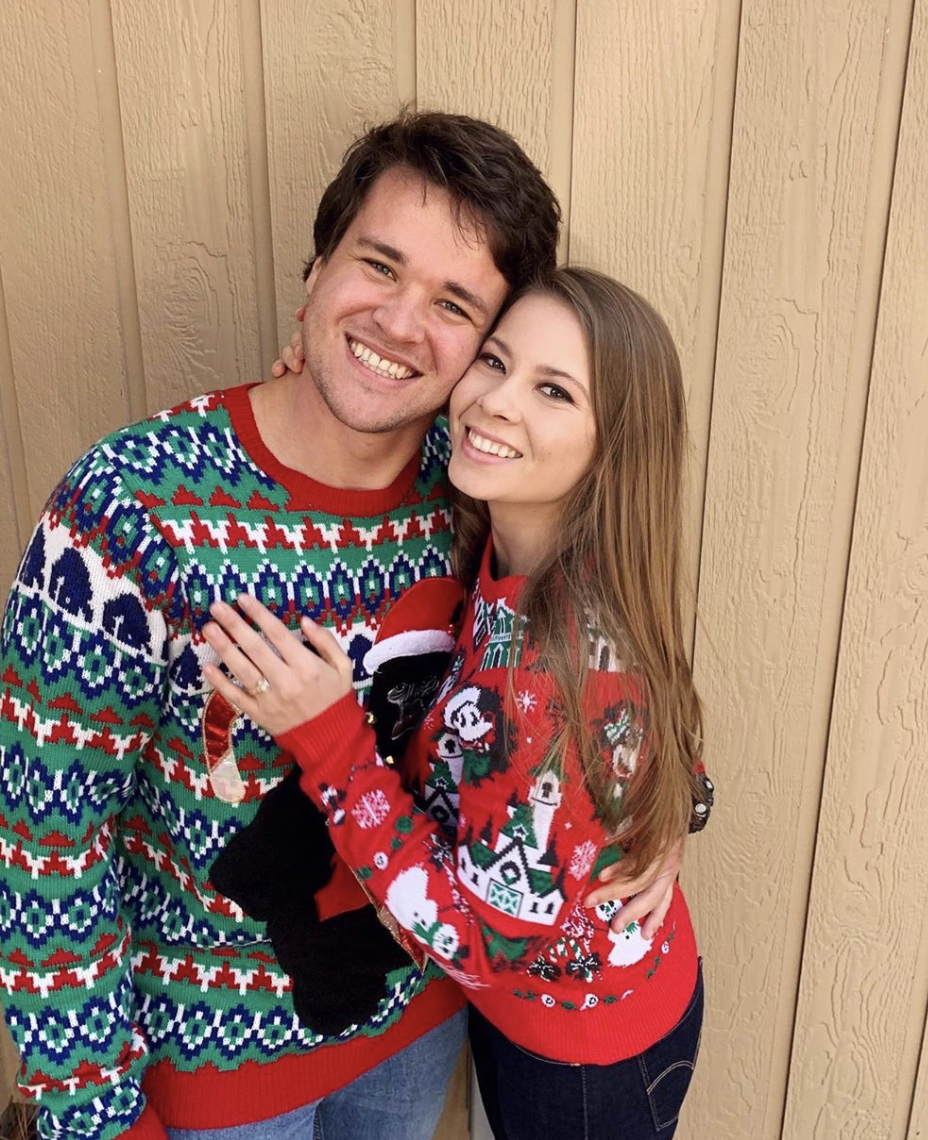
[354,168,495,261]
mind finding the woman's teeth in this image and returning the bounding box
[349,339,415,380]
[467,428,521,459]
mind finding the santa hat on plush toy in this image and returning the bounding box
[363,576,465,674]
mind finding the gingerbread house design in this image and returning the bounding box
[457,771,567,925]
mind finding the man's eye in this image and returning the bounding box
[365,260,394,277]
[440,300,469,319]
[478,352,505,373]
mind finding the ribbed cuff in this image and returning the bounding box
[277,693,374,790]
[123,1102,168,1140]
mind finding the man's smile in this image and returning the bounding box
[348,337,418,380]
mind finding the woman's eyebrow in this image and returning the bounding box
[484,334,511,356]
[487,334,585,391]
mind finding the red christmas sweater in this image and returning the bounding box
[280,543,699,1064]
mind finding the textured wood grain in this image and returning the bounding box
[910,1011,928,1139]
[689,2,911,1138]
[418,0,559,198]
[0,264,28,596]
[783,3,928,1136]
[0,435,22,600]
[0,2,130,519]
[571,1,739,646]
[262,0,409,347]
[112,0,262,412]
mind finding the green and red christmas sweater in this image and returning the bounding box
[0,384,462,1140]
[281,541,700,1064]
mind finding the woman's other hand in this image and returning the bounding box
[584,836,685,940]
[202,594,353,736]
[270,306,307,377]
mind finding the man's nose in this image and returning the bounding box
[372,288,427,345]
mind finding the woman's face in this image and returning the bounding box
[448,294,597,529]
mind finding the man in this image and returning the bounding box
[0,111,691,1140]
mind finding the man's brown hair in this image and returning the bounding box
[306,110,560,291]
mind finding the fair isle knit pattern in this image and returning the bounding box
[0,386,453,1140]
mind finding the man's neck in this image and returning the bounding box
[250,375,427,490]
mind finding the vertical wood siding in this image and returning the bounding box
[1,2,926,1136]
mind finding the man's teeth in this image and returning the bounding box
[349,339,415,379]
[467,428,521,459]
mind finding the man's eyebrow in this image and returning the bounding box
[357,237,406,264]
[443,282,490,320]
[486,334,587,392]
[357,236,490,320]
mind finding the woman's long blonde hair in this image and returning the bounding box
[451,267,703,877]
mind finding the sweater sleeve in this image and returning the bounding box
[0,448,173,1140]
[279,694,571,987]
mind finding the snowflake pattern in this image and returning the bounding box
[516,689,537,714]
[568,840,597,881]
[351,790,391,829]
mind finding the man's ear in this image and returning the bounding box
[305,257,323,297]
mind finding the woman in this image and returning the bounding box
[203,268,707,1139]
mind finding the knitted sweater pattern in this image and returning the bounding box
[281,543,699,1065]
[0,385,457,1140]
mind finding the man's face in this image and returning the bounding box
[301,167,509,440]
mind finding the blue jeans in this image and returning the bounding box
[165,1009,466,1140]
[469,962,704,1140]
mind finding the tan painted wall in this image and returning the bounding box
[1,2,926,1137]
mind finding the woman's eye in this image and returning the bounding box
[540,383,572,402]
[478,352,505,372]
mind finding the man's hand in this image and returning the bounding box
[584,836,685,940]
[271,305,307,376]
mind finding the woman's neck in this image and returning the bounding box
[488,506,557,578]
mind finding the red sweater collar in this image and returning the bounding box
[224,383,422,516]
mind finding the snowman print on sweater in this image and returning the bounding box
[385,865,459,961]
[595,900,653,967]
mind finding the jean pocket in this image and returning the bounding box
[637,960,704,1131]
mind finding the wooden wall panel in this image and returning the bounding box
[0,269,28,596]
[0,2,130,522]
[784,3,928,1135]
[689,2,913,1137]
[0,455,19,601]
[909,1017,928,1140]
[262,0,412,348]
[571,2,739,642]
[111,1,262,413]
[417,0,567,245]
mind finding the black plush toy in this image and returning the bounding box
[209,578,465,1036]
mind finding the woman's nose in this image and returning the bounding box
[477,379,519,420]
